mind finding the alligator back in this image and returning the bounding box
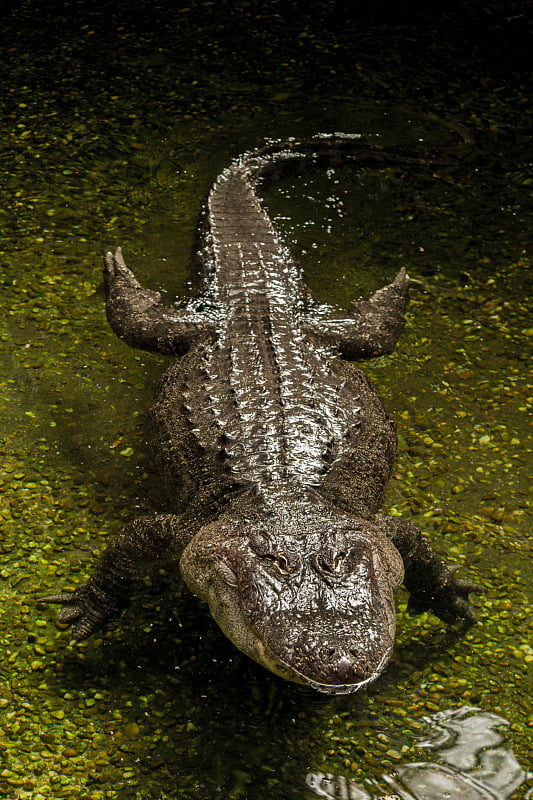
[150,141,399,514]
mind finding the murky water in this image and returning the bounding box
[1,3,531,799]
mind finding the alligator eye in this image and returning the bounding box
[317,551,346,573]
[276,553,291,574]
[259,552,291,574]
[312,550,353,584]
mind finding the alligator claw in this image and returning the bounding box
[38,592,75,605]
[408,567,485,625]
[39,583,121,641]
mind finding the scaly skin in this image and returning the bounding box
[41,137,483,693]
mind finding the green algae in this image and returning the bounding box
[1,1,532,799]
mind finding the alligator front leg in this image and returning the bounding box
[377,514,485,623]
[40,513,186,640]
[104,247,215,354]
[306,268,409,359]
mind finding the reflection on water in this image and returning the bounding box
[306,707,532,800]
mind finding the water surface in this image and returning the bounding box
[0,3,531,799]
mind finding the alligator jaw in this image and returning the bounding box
[273,648,394,695]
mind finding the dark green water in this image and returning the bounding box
[0,2,531,798]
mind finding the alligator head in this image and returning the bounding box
[180,496,404,693]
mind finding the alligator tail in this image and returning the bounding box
[238,134,444,183]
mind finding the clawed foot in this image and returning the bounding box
[39,583,123,642]
[408,565,486,625]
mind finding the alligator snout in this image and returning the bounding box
[317,644,377,684]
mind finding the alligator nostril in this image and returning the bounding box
[320,646,338,662]
[313,644,377,684]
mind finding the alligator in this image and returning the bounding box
[42,137,483,694]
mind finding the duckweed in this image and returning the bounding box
[1,1,531,799]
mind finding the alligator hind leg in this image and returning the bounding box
[40,513,187,641]
[306,268,410,359]
[104,247,214,355]
[376,514,485,624]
